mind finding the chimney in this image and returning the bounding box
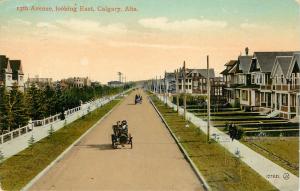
[245,47,249,56]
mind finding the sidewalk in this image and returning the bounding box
[157,94,299,191]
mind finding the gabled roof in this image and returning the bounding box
[251,52,296,73]
[220,68,228,75]
[9,60,23,74]
[225,60,237,66]
[271,56,293,78]
[228,64,238,74]
[238,55,252,74]
[287,53,300,78]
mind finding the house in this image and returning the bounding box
[65,77,91,88]
[26,76,53,89]
[108,80,123,87]
[221,49,300,119]
[177,68,215,94]
[0,55,24,91]
[221,60,238,104]
[248,52,295,112]
[270,53,300,119]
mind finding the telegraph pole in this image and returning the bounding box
[207,55,211,143]
[164,71,167,105]
[175,69,180,115]
[159,76,162,94]
[183,61,187,120]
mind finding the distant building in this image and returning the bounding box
[91,81,101,87]
[164,72,176,93]
[108,81,123,87]
[65,77,91,88]
[26,75,53,89]
[0,55,24,91]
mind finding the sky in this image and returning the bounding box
[0,0,299,83]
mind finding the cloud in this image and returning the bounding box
[56,19,127,34]
[12,19,31,26]
[108,41,201,50]
[36,22,58,29]
[240,23,268,30]
[138,17,227,31]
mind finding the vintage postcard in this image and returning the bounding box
[0,0,299,190]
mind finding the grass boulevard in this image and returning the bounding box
[150,95,277,191]
[0,99,121,190]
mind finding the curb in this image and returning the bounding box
[149,96,211,191]
[21,95,126,191]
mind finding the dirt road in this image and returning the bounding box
[30,90,203,191]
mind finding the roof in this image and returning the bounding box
[108,81,122,84]
[277,56,293,76]
[187,69,215,78]
[225,60,237,66]
[220,68,228,75]
[252,52,296,73]
[165,72,175,78]
[9,60,23,74]
[238,55,252,74]
[228,64,238,74]
[0,56,9,81]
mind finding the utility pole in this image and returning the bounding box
[159,76,162,94]
[155,76,157,93]
[164,71,167,105]
[207,55,211,143]
[175,69,180,115]
[183,61,187,120]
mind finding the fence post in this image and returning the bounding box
[18,125,21,136]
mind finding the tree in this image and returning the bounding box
[26,85,45,120]
[9,85,29,130]
[0,87,9,133]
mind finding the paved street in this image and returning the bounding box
[30,90,203,191]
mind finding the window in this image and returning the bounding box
[242,90,248,101]
[260,74,262,84]
[282,94,288,106]
[281,75,284,84]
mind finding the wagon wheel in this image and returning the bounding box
[130,136,133,149]
[111,134,117,149]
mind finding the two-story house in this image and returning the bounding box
[270,53,300,119]
[177,68,215,94]
[249,52,295,112]
[0,55,25,91]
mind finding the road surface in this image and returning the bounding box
[30,90,203,191]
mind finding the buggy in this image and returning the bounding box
[111,120,133,149]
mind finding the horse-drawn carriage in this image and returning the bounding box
[111,120,133,149]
